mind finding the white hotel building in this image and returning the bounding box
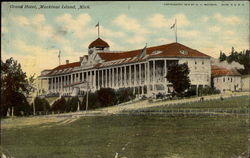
[38,37,211,97]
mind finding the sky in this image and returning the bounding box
[1,1,249,77]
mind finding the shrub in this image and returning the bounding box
[34,97,50,114]
[65,97,79,112]
[13,93,32,116]
[50,97,66,113]
[97,88,117,107]
[184,86,197,97]
[81,92,100,110]
[116,88,135,104]
[199,86,220,95]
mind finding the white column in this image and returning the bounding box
[97,71,100,90]
[60,76,63,92]
[153,60,155,92]
[164,60,167,92]
[94,70,96,90]
[120,67,122,87]
[52,78,54,92]
[105,69,108,88]
[139,64,141,86]
[134,64,137,86]
[124,66,127,87]
[109,69,111,87]
[97,71,99,90]
[112,68,114,88]
[101,70,104,87]
[147,62,150,95]
[129,65,132,86]
[116,67,119,88]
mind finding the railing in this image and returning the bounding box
[124,108,249,117]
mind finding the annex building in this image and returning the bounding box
[37,37,211,97]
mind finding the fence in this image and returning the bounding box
[124,108,249,117]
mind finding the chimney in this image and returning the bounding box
[80,57,83,62]
[66,60,69,64]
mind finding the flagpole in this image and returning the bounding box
[58,50,61,66]
[98,22,100,38]
[175,19,177,43]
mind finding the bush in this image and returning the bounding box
[81,92,100,110]
[13,93,32,116]
[34,97,50,114]
[116,88,135,104]
[50,97,66,113]
[65,97,79,112]
[156,93,164,99]
[184,86,197,97]
[97,88,117,107]
[199,86,220,95]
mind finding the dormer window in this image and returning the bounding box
[152,50,162,55]
[180,50,188,55]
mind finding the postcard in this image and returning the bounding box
[1,1,249,158]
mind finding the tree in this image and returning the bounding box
[1,58,35,117]
[51,97,67,113]
[166,63,191,96]
[218,48,250,75]
[219,51,227,61]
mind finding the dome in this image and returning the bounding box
[88,38,110,49]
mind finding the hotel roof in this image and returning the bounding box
[44,42,210,77]
[211,65,241,77]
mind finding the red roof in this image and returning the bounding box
[98,42,210,62]
[45,42,210,76]
[46,62,80,76]
[89,38,110,48]
[211,65,241,77]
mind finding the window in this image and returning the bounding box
[223,78,225,82]
[231,78,233,82]
[202,61,204,64]
[195,61,197,64]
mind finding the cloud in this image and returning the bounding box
[1,18,8,33]
[3,41,59,76]
[224,30,235,36]
[125,35,146,44]
[179,30,200,37]
[201,16,209,23]
[1,26,8,34]
[100,26,125,38]
[113,14,150,34]
[156,38,172,44]
[208,26,221,32]
[214,13,241,25]
[11,14,70,45]
[4,40,84,76]
[105,40,126,51]
[55,13,93,38]
[148,13,190,28]
[12,16,30,26]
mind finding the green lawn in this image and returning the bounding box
[1,115,248,158]
[145,96,250,111]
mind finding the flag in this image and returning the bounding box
[138,44,147,59]
[95,22,99,27]
[170,22,175,29]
